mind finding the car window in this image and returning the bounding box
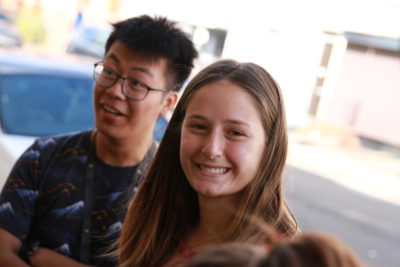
[0,14,8,21]
[0,74,94,137]
[0,11,9,20]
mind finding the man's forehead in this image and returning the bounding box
[105,53,167,75]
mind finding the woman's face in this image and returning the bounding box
[180,80,266,200]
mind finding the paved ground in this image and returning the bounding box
[285,166,400,267]
[287,127,400,206]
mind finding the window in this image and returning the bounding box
[0,75,94,136]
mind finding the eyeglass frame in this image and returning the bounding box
[93,62,169,101]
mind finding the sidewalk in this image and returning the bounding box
[287,128,400,206]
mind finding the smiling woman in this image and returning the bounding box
[180,79,266,198]
[118,59,298,267]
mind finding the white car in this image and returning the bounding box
[0,52,95,187]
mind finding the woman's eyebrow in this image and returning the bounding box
[224,119,250,127]
[186,114,250,127]
[185,114,206,120]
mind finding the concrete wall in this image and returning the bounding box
[326,45,400,146]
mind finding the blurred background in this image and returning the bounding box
[0,0,399,266]
[1,0,399,146]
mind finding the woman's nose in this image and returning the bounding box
[201,132,224,159]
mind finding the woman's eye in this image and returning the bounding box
[229,130,244,136]
[192,124,206,130]
[188,123,207,132]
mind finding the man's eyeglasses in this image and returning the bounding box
[93,62,168,101]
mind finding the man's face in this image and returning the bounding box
[94,41,175,141]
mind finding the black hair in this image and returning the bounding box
[105,15,198,91]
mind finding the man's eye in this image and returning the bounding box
[129,79,146,89]
[102,67,115,77]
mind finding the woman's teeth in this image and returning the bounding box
[200,165,227,174]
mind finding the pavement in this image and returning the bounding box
[287,125,400,206]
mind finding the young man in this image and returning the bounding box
[0,15,198,266]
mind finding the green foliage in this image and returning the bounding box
[17,15,46,44]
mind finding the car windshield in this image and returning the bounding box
[0,74,94,137]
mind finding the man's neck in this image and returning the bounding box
[95,131,153,167]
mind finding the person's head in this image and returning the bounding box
[94,15,198,141]
[183,243,267,267]
[179,72,268,200]
[119,59,297,266]
[170,59,296,234]
[261,232,365,267]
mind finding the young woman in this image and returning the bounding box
[118,59,298,266]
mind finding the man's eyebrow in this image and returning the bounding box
[105,53,120,64]
[105,53,154,78]
[130,66,154,78]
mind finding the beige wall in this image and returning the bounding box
[327,46,400,146]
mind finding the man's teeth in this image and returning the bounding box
[200,165,227,174]
[104,105,121,115]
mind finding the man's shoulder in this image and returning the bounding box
[34,130,92,151]
[20,130,92,163]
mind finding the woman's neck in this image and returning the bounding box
[185,196,238,251]
[95,130,152,167]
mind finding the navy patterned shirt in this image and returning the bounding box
[0,130,154,266]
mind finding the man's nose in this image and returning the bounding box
[105,78,126,99]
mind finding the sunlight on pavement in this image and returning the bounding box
[287,130,400,206]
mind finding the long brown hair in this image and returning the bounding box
[118,59,298,266]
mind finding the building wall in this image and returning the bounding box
[327,45,400,146]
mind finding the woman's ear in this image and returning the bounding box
[160,91,179,117]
